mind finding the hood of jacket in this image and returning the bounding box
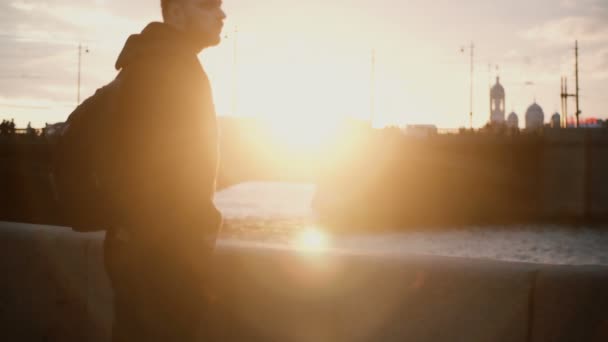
[115,22,200,71]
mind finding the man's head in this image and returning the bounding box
[161,0,226,50]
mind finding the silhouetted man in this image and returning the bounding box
[103,1,225,341]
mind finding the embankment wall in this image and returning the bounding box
[0,222,606,342]
[315,129,608,228]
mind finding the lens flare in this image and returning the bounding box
[295,227,329,252]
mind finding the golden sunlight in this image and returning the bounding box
[295,227,329,252]
[265,117,341,151]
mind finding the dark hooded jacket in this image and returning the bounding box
[106,22,221,243]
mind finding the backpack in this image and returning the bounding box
[51,75,122,232]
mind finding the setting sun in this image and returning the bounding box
[295,227,329,252]
[265,117,341,151]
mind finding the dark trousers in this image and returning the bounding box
[104,231,215,341]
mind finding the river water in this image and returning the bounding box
[215,181,608,266]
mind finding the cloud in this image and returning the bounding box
[6,0,142,42]
[522,5,608,81]
[587,48,608,80]
[0,2,78,101]
[523,16,608,47]
[598,50,608,70]
[0,2,75,39]
[0,0,149,114]
[560,0,608,12]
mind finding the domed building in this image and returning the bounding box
[490,77,505,125]
[525,102,545,130]
[551,112,561,128]
[507,112,519,129]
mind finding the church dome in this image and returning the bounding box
[525,102,545,130]
[551,112,561,128]
[507,112,519,128]
[490,77,505,97]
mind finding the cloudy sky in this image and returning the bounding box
[0,0,606,128]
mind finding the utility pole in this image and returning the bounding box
[469,43,474,129]
[77,43,89,105]
[561,77,571,128]
[565,78,570,127]
[561,77,565,127]
[574,40,581,127]
[459,43,474,128]
[231,26,238,116]
[560,41,581,128]
[370,48,376,127]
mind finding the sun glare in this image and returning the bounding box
[295,227,329,252]
[265,117,341,151]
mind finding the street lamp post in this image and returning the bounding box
[460,42,474,129]
[232,26,238,116]
[77,43,89,105]
[468,42,474,129]
[370,48,376,127]
[223,26,239,116]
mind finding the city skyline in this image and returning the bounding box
[0,0,607,129]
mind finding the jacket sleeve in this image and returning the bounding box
[110,58,222,240]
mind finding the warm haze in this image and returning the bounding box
[1,0,607,132]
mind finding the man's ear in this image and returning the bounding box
[167,3,186,29]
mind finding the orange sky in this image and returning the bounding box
[0,0,606,129]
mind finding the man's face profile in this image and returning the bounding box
[165,0,226,48]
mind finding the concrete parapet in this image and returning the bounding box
[531,266,608,341]
[210,246,534,342]
[0,223,94,341]
[0,222,607,341]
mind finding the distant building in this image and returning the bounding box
[525,102,545,130]
[551,112,561,128]
[490,77,505,125]
[578,118,605,128]
[507,111,519,129]
[405,125,438,137]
